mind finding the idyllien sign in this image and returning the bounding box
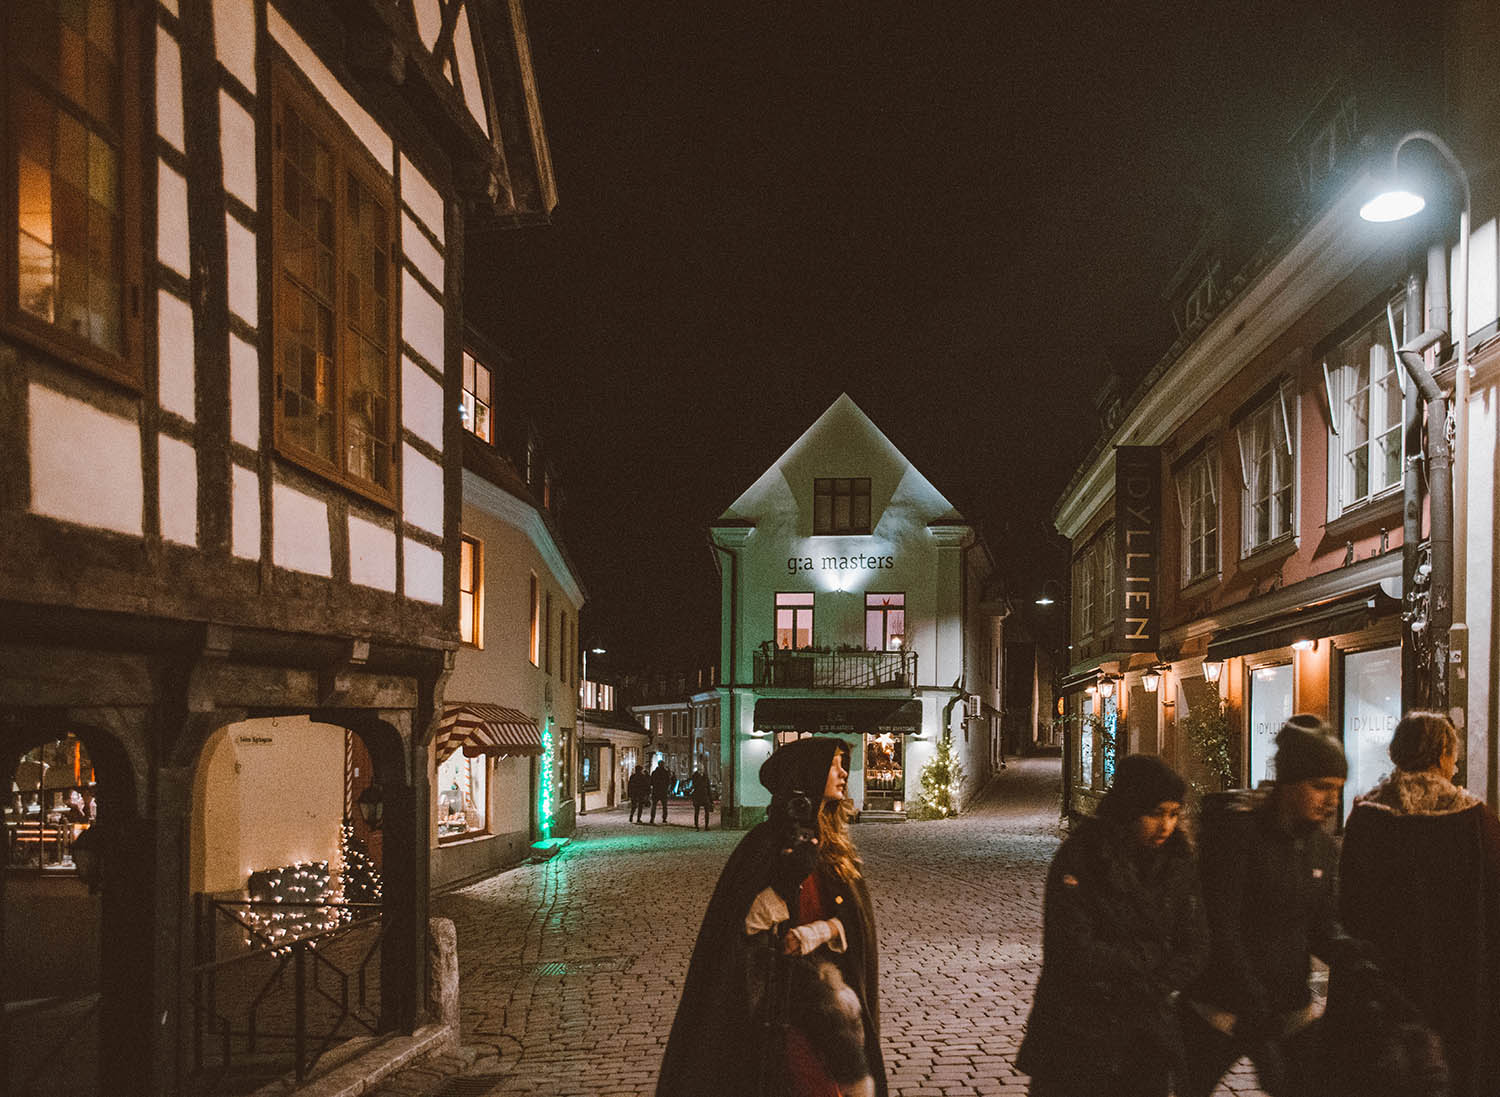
[1113,446,1160,652]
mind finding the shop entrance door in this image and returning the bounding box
[863,733,904,811]
[1248,664,1293,787]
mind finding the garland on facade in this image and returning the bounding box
[909,732,966,819]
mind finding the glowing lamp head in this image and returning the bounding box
[1097,676,1116,700]
[1292,637,1317,652]
[1201,659,1224,684]
[1141,668,1162,693]
[1360,189,1425,223]
[1034,593,1055,606]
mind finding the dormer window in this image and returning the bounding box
[814,478,871,535]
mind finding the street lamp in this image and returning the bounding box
[582,646,606,693]
[1361,131,1471,733]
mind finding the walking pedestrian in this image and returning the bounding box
[657,737,885,1097]
[627,766,648,823]
[1338,709,1500,1097]
[1179,715,1359,1097]
[691,767,714,830]
[649,759,672,824]
[1016,754,1208,1097]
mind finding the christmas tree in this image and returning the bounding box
[336,819,383,922]
[909,732,966,819]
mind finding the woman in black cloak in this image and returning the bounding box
[656,736,886,1097]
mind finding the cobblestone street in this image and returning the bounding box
[372,756,1267,1096]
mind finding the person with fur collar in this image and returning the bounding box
[1340,710,1500,1097]
[1016,754,1209,1096]
[657,737,885,1097]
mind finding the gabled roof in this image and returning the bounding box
[716,393,964,525]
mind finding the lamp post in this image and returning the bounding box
[1361,131,1471,745]
[578,647,605,815]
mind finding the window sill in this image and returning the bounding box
[1239,535,1298,570]
[274,443,398,512]
[1179,572,1222,600]
[1323,491,1403,539]
[437,830,492,846]
[2,313,143,393]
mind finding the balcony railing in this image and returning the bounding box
[753,644,916,690]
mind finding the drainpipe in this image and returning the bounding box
[1397,249,1455,712]
[708,536,739,822]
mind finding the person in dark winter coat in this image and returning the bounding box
[657,737,885,1097]
[627,766,649,823]
[1180,715,1357,1097]
[649,761,672,824]
[690,768,714,830]
[1339,710,1500,1097]
[1016,754,1209,1097]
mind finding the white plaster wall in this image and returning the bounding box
[159,0,178,16]
[348,515,397,592]
[158,434,198,546]
[400,154,445,244]
[231,464,260,559]
[401,271,445,369]
[272,482,332,576]
[157,290,194,421]
[220,90,257,210]
[212,0,257,92]
[412,0,442,49]
[402,442,444,536]
[155,25,184,153]
[404,537,443,604]
[157,162,190,277]
[402,357,443,449]
[225,214,257,326]
[1458,217,1497,338]
[452,10,488,135]
[402,214,444,291]
[28,384,142,536]
[268,7,392,172]
[229,334,259,447]
[193,717,345,893]
[1467,383,1495,804]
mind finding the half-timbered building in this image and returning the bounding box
[0,1,555,1093]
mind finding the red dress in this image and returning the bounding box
[783,870,842,1097]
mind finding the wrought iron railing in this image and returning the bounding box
[190,895,385,1092]
[753,645,917,689]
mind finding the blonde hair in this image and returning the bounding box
[817,795,862,885]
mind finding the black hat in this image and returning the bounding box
[759,737,847,803]
[1274,715,1347,783]
[1097,754,1187,823]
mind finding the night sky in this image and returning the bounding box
[467,0,1416,673]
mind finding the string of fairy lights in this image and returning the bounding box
[238,820,383,954]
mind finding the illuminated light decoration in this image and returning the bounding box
[1201,659,1225,684]
[873,732,896,752]
[538,718,555,839]
[1084,683,1098,697]
[1292,637,1317,652]
[1102,704,1119,786]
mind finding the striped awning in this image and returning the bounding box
[435,703,542,762]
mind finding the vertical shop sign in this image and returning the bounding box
[1114,446,1161,651]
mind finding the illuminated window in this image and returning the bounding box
[1328,303,1404,515]
[1175,453,1218,584]
[1236,384,1296,552]
[459,536,482,646]
[272,68,396,503]
[775,592,814,649]
[4,0,144,384]
[461,351,492,442]
[437,750,487,840]
[865,593,905,650]
[6,734,97,873]
[813,478,871,535]
[528,574,539,665]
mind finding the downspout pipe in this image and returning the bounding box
[708,535,740,822]
[1397,250,1454,712]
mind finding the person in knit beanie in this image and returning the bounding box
[1181,714,1354,1097]
[1018,755,1208,1096]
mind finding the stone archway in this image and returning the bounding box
[1,713,146,1097]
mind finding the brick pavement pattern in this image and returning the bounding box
[369,757,1267,1096]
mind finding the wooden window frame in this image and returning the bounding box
[774,591,815,650]
[270,65,398,508]
[864,592,906,651]
[461,349,492,442]
[813,477,872,535]
[459,535,483,647]
[528,573,539,666]
[1,0,147,388]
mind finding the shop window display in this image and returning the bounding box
[437,751,487,840]
[6,735,96,872]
